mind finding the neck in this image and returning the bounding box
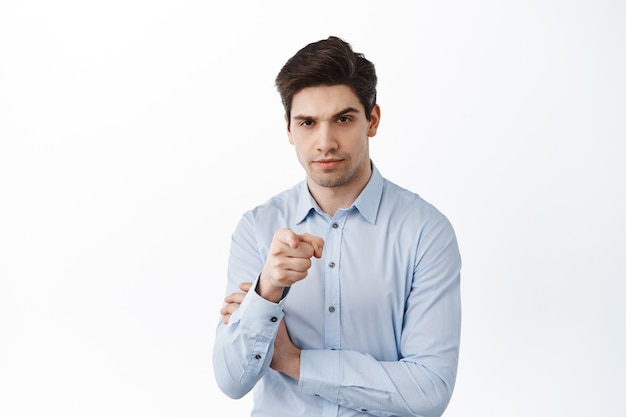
[308,166,372,216]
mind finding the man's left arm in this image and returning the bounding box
[297,214,462,417]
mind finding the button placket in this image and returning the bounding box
[324,212,346,350]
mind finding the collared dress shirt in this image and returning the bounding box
[213,162,462,417]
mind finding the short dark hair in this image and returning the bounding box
[275,36,377,129]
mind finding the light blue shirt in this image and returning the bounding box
[213,163,461,417]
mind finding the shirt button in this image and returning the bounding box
[255,354,262,360]
[270,317,277,322]
[328,306,335,313]
[332,223,338,229]
[328,262,335,268]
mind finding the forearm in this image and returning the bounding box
[299,349,456,417]
[212,289,284,399]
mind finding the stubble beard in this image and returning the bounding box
[307,156,356,188]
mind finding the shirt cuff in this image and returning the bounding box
[299,349,341,401]
[230,278,285,336]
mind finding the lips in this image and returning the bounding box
[313,159,342,170]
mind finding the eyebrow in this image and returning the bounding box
[292,106,361,122]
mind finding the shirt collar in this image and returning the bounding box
[295,161,383,225]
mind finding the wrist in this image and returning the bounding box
[256,273,285,303]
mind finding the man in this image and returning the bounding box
[212,36,461,417]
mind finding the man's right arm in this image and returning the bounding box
[212,215,323,399]
[212,214,281,399]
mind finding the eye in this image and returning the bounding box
[337,116,351,123]
[300,119,314,127]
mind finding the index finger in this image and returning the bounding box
[297,233,324,258]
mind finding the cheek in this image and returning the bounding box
[288,134,306,164]
[292,142,307,164]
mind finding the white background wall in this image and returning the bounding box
[1,1,624,416]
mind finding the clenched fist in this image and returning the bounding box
[257,228,324,302]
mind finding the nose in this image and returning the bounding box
[315,123,338,153]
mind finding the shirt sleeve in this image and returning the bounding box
[299,214,462,417]
[212,213,284,399]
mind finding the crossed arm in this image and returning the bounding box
[220,228,323,379]
[214,218,461,417]
[221,281,300,379]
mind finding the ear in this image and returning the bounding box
[367,104,381,137]
[285,114,295,144]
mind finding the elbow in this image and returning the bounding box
[407,387,453,417]
[213,360,253,400]
[212,346,253,400]
[216,378,249,400]
[403,364,456,417]
[426,381,455,417]
[424,395,452,417]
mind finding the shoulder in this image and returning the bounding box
[381,177,447,223]
[380,178,460,264]
[242,182,302,223]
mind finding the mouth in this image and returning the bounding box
[312,159,343,170]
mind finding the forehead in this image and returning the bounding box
[291,85,363,116]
